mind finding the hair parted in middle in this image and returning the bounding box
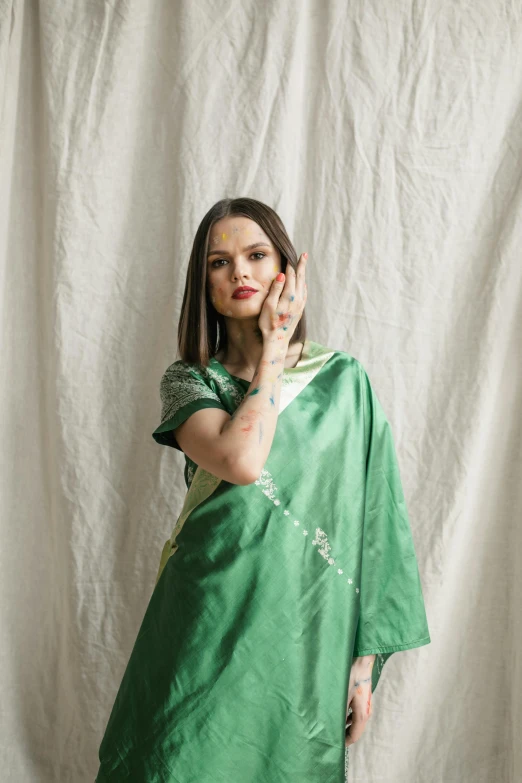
[177,197,307,366]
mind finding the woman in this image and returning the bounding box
[96,198,431,782]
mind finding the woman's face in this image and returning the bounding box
[206,216,282,319]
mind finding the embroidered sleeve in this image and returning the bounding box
[151,361,227,450]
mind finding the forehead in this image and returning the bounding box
[209,216,269,245]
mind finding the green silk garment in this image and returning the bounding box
[96,338,431,782]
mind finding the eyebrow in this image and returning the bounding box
[207,241,271,259]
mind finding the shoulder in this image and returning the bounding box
[325,345,368,383]
[159,359,221,401]
[160,359,205,387]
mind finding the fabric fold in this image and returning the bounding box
[96,339,430,782]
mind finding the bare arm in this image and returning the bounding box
[174,255,307,485]
[218,337,289,482]
[216,255,307,482]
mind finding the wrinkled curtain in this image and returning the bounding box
[1,1,521,781]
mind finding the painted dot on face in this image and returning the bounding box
[221,233,227,240]
[225,310,233,315]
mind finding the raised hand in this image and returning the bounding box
[258,252,307,346]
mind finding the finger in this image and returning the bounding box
[283,255,305,303]
[345,710,367,747]
[282,260,296,302]
[267,272,286,301]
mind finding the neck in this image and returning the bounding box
[219,316,265,372]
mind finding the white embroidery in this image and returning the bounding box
[254,468,278,501]
[312,528,335,565]
[159,361,222,423]
[252,468,360,594]
[205,366,244,405]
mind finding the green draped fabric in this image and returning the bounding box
[96,338,430,782]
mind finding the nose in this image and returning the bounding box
[229,257,251,280]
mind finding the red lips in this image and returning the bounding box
[232,286,258,298]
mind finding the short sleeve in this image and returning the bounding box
[151,361,227,451]
[353,366,431,692]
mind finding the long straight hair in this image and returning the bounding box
[177,197,307,366]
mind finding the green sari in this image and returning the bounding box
[96,338,430,782]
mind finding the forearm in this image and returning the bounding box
[219,337,287,479]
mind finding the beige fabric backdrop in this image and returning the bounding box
[1,1,521,780]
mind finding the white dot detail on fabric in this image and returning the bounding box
[254,469,278,501]
[254,468,360,594]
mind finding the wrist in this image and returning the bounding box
[351,653,376,670]
[261,338,288,361]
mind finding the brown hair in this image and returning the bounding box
[177,197,307,366]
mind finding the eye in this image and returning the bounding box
[211,252,267,268]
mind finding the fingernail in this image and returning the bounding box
[304,252,308,259]
[276,272,285,282]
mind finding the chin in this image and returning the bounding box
[221,306,261,319]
